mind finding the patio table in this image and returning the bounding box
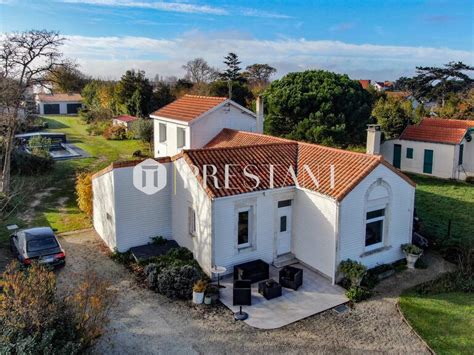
[211,265,227,288]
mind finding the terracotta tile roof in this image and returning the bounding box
[205,128,292,148]
[151,95,228,122]
[386,91,411,99]
[37,93,82,102]
[91,157,172,179]
[358,80,371,89]
[399,125,467,144]
[113,115,138,122]
[190,129,414,200]
[419,118,474,129]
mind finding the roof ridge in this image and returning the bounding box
[185,141,298,154]
[183,94,228,100]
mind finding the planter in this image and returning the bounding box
[405,252,421,269]
[204,295,212,305]
[192,291,204,304]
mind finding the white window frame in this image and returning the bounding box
[188,206,197,237]
[159,123,167,143]
[365,207,385,251]
[236,207,252,249]
[177,127,186,148]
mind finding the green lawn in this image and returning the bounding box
[399,292,474,354]
[409,174,474,244]
[0,115,147,245]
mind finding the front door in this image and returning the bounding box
[393,144,402,169]
[277,200,292,255]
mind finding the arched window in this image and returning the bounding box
[364,178,392,251]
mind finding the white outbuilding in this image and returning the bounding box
[36,93,83,115]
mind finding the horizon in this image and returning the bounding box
[1,0,473,81]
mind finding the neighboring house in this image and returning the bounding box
[373,81,394,92]
[36,93,83,115]
[385,91,420,109]
[150,95,259,158]
[92,96,416,284]
[358,79,371,90]
[381,118,474,180]
[112,115,138,130]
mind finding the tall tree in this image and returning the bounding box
[220,53,242,81]
[371,97,414,139]
[0,30,67,195]
[396,61,474,106]
[114,70,153,117]
[244,64,277,85]
[46,65,89,93]
[182,58,218,84]
[264,70,373,147]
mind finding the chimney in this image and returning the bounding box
[366,124,381,155]
[256,96,264,133]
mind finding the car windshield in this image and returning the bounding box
[27,237,58,252]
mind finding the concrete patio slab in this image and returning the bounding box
[219,263,348,329]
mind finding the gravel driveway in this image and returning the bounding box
[57,230,454,354]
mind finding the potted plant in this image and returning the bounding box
[192,280,207,304]
[401,244,423,269]
[204,284,220,305]
[338,259,367,287]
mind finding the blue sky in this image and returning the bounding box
[1,0,473,80]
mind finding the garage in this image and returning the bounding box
[67,103,82,114]
[44,104,60,114]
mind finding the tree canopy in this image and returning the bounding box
[114,70,153,117]
[220,52,242,82]
[263,70,373,147]
[182,58,218,84]
[46,65,89,93]
[371,97,414,139]
[244,64,277,86]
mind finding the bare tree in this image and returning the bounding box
[0,30,68,195]
[182,58,218,84]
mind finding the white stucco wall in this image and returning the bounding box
[292,189,337,280]
[458,137,474,180]
[190,104,256,148]
[92,170,117,250]
[112,164,173,252]
[212,188,295,275]
[381,139,457,179]
[338,164,415,269]
[172,158,213,275]
[152,118,190,158]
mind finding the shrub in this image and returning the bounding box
[151,236,167,246]
[132,118,153,146]
[11,150,54,175]
[412,272,474,295]
[28,136,51,156]
[79,107,114,124]
[166,247,194,261]
[86,120,110,136]
[345,286,372,302]
[401,243,423,255]
[156,265,202,299]
[0,262,115,352]
[110,249,132,265]
[338,259,367,287]
[192,280,207,293]
[103,125,127,140]
[132,149,143,157]
[76,172,93,217]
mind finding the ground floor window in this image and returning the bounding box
[237,209,251,248]
[365,208,385,248]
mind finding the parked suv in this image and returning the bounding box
[10,227,66,267]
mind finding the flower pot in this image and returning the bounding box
[405,253,421,269]
[193,291,204,304]
[204,295,212,305]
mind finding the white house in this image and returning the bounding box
[112,115,138,130]
[36,93,83,115]
[381,118,474,180]
[150,95,259,157]
[92,96,416,283]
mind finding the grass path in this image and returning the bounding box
[399,292,474,354]
[0,115,147,245]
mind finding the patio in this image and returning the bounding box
[219,263,348,329]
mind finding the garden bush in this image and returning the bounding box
[338,259,367,287]
[11,150,54,175]
[345,286,372,302]
[86,120,110,136]
[155,265,202,299]
[76,172,93,217]
[0,262,115,353]
[103,125,127,140]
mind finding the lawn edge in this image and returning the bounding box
[396,300,435,355]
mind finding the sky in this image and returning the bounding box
[1,0,473,81]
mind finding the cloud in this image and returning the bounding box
[61,33,473,81]
[329,22,355,32]
[59,0,228,15]
[239,7,292,19]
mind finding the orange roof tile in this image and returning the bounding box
[419,118,474,129]
[113,115,138,122]
[192,129,414,200]
[358,80,371,89]
[399,125,467,144]
[37,93,82,102]
[151,95,228,122]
